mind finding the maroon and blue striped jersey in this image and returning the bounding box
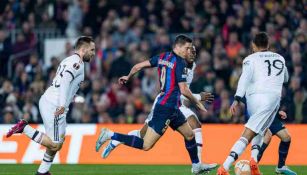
[149,51,187,109]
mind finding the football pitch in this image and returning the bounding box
[0,164,306,175]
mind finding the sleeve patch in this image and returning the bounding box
[73,63,80,70]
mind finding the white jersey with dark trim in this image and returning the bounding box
[43,54,84,109]
[180,62,197,103]
[235,51,288,98]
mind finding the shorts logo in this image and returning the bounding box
[161,119,170,134]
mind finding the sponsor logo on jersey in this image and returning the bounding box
[73,63,80,70]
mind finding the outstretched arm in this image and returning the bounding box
[118,60,151,84]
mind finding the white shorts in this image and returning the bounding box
[145,95,197,124]
[179,105,197,119]
[245,93,280,136]
[39,95,67,143]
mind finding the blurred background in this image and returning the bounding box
[0,0,306,125]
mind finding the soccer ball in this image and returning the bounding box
[234,160,251,175]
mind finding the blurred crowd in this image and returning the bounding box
[0,0,306,124]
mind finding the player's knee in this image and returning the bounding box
[184,131,195,141]
[142,143,153,151]
[50,143,63,151]
[281,134,291,142]
[187,116,201,129]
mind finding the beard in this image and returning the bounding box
[83,53,92,62]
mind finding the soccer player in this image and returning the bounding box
[6,36,95,175]
[217,32,289,175]
[96,35,216,174]
[256,111,297,175]
[101,46,216,167]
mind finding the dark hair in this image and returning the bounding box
[75,36,94,50]
[252,32,269,48]
[174,34,192,46]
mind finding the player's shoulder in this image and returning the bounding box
[62,54,83,70]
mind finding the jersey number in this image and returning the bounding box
[160,67,166,90]
[264,60,284,76]
[52,65,67,87]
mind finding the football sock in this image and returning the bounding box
[37,152,54,173]
[23,125,44,144]
[251,134,262,162]
[110,130,141,147]
[193,128,203,162]
[278,141,290,168]
[185,137,199,164]
[257,143,268,162]
[223,137,248,171]
[111,133,143,149]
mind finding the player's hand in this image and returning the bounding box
[279,110,287,119]
[200,92,214,103]
[230,100,239,116]
[196,101,207,112]
[118,76,129,85]
[54,106,65,117]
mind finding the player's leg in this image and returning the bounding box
[96,104,167,151]
[221,127,256,172]
[187,115,203,162]
[257,129,273,162]
[36,96,66,174]
[101,124,148,158]
[176,121,217,174]
[275,128,297,175]
[251,134,262,162]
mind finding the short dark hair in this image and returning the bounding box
[252,32,269,48]
[75,36,94,50]
[174,34,192,46]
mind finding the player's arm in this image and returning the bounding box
[176,60,206,112]
[55,63,80,117]
[182,92,214,104]
[230,58,253,115]
[119,54,161,85]
[118,60,151,84]
[179,83,207,112]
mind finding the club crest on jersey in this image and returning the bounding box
[73,63,80,70]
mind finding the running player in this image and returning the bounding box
[96,34,216,174]
[102,46,216,168]
[217,32,289,175]
[6,36,95,175]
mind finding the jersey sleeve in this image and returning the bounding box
[64,62,82,80]
[235,58,253,98]
[176,59,187,83]
[59,61,82,107]
[149,54,161,67]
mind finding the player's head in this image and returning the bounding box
[173,34,193,59]
[252,32,269,52]
[75,36,95,62]
[186,45,196,63]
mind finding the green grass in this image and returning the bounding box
[0,164,305,175]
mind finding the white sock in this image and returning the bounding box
[128,130,141,138]
[38,152,55,173]
[223,137,248,171]
[23,125,44,144]
[193,128,203,162]
[107,130,114,138]
[251,134,262,162]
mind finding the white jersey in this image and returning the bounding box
[43,54,84,109]
[180,62,201,104]
[236,51,288,98]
